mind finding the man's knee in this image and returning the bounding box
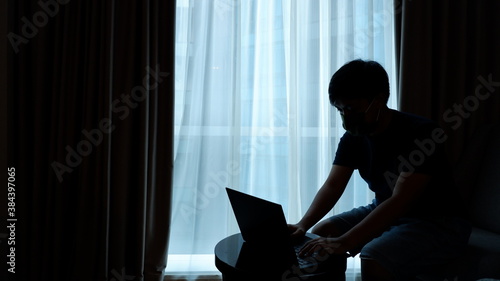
[361,258,395,281]
[311,220,344,237]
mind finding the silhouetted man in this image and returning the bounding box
[289,59,471,280]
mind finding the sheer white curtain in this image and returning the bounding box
[170,0,397,279]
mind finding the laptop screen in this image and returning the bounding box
[226,187,291,245]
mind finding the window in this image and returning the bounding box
[169,0,397,279]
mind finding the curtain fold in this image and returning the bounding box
[7,1,175,281]
[395,0,500,164]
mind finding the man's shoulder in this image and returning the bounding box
[392,110,439,134]
[393,110,435,125]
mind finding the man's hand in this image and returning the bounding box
[288,223,306,241]
[298,236,350,258]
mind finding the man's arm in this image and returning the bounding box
[293,165,353,232]
[299,171,430,256]
[340,172,430,250]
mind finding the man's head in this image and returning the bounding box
[328,60,391,136]
[328,59,390,106]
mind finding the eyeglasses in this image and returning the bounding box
[334,99,375,115]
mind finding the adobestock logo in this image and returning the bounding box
[179,109,294,224]
[443,74,500,130]
[51,64,169,183]
[109,268,135,281]
[384,73,499,186]
[8,0,70,54]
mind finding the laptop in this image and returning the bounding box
[225,187,319,270]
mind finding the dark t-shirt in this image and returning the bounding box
[333,109,464,218]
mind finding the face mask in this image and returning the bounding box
[340,100,380,136]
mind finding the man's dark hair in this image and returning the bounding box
[328,59,390,105]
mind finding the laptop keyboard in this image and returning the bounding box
[293,237,318,268]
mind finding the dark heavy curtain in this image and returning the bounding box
[7,1,174,281]
[395,0,500,164]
